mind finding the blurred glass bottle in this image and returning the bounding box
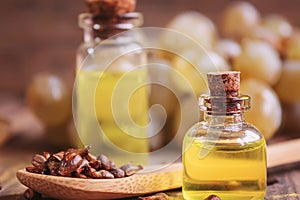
[75,1,148,165]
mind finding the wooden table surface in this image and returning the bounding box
[0,96,300,200]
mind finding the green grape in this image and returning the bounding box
[247,24,281,51]
[233,39,282,86]
[275,60,300,104]
[26,73,72,127]
[248,15,293,53]
[261,14,293,40]
[283,32,300,60]
[162,11,217,52]
[215,39,241,62]
[241,79,282,140]
[221,1,260,40]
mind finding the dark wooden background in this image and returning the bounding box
[1,0,300,96]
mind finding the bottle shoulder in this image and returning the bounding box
[184,121,265,148]
[77,38,146,72]
[77,39,142,54]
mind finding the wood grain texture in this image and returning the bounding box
[266,167,300,199]
[16,163,182,200]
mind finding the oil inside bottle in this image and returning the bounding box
[183,129,267,200]
[182,72,267,199]
[76,68,149,165]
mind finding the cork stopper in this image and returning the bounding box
[200,71,250,115]
[207,71,240,98]
[85,0,136,18]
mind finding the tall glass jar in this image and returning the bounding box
[182,72,267,200]
[74,12,148,165]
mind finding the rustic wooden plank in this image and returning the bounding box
[267,168,300,199]
[0,98,300,199]
[0,152,30,198]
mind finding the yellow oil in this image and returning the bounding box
[183,138,266,200]
[76,68,149,165]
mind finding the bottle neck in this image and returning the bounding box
[199,94,250,129]
[78,12,143,42]
[204,112,245,125]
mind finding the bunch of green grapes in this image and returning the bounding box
[218,1,300,138]
[163,0,300,140]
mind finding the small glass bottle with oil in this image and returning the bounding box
[74,1,148,165]
[182,71,267,200]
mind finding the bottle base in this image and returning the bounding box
[183,190,265,200]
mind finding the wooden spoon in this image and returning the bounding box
[16,163,182,200]
[16,138,300,200]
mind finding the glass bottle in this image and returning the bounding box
[182,71,267,200]
[74,9,149,165]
